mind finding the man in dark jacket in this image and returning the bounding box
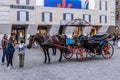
[1,34,8,65]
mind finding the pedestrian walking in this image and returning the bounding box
[6,36,15,69]
[18,40,28,68]
[1,34,8,65]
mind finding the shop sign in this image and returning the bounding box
[10,5,34,10]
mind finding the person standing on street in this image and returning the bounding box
[1,34,8,65]
[6,36,15,69]
[18,40,28,68]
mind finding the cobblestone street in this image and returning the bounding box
[0,45,120,80]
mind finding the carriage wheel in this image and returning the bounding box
[63,48,73,59]
[76,47,87,61]
[101,43,114,59]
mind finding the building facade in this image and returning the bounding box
[0,0,116,43]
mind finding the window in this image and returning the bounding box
[16,0,19,4]
[100,15,107,23]
[100,1,107,10]
[42,12,52,22]
[116,11,119,19]
[116,0,119,5]
[26,0,29,5]
[17,11,29,22]
[83,14,91,22]
[63,13,73,21]
[16,0,29,5]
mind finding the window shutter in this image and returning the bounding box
[16,0,19,4]
[63,13,66,20]
[17,11,20,21]
[50,13,52,22]
[26,0,29,5]
[100,16,101,23]
[42,12,44,22]
[105,16,107,23]
[105,1,107,10]
[100,1,101,10]
[26,12,29,21]
[89,15,91,22]
[83,14,85,20]
[71,14,73,20]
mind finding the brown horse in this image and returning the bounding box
[28,33,66,64]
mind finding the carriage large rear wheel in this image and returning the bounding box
[101,43,114,59]
[76,47,87,61]
[63,48,73,59]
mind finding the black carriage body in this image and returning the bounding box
[81,33,109,53]
[88,33,109,46]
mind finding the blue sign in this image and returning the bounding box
[44,0,89,9]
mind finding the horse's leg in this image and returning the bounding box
[54,47,56,55]
[52,48,55,55]
[47,48,51,64]
[58,49,63,62]
[52,47,56,55]
[43,48,47,63]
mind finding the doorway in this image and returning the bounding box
[37,25,50,34]
[11,26,26,44]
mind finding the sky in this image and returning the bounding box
[36,0,44,6]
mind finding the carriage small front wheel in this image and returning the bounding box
[101,43,114,59]
[87,49,97,57]
[63,48,73,59]
[76,47,87,61]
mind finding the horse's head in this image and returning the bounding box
[28,35,35,49]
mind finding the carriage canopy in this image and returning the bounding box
[65,18,92,27]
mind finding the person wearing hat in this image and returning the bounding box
[1,34,8,65]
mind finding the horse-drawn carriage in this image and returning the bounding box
[28,33,114,63]
[28,19,114,63]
